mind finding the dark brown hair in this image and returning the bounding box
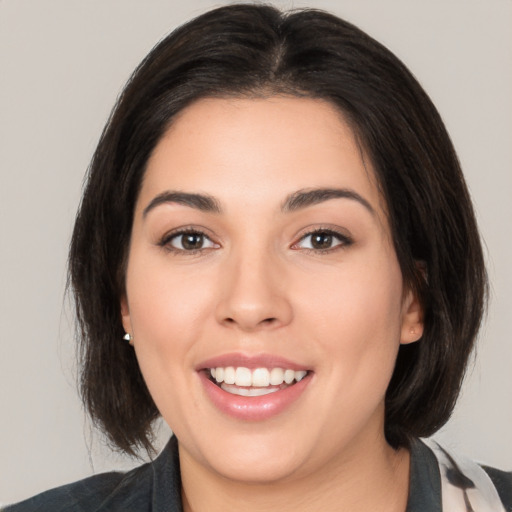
[69,3,487,455]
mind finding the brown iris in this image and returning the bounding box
[181,233,205,250]
[310,232,334,250]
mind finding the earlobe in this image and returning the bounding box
[400,289,424,345]
[120,296,134,345]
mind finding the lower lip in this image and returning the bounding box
[199,371,312,421]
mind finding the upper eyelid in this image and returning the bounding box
[294,226,352,241]
[300,227,348,237]
[159,226,216,243]
[167,230,213,241]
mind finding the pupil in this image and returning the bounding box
[312,233,332,249]
[182,233,203,250]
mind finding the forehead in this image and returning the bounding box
[139,96,383,217]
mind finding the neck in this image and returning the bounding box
[179,433,410,512]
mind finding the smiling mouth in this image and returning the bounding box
[206,366,310,397]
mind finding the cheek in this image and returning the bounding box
[124,258,219,428]
[126,257,215,346]
[123,255,221,420]
[300,256,403,338]
[298,253,404,386]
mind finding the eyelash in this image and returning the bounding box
[158,227,353,255]
[158,228,218,255]
[291,228,353,254]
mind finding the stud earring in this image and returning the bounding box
[123,333,133,342]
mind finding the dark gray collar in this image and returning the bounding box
[406,438,442,512]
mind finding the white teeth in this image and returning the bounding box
[252,368,270,387]
[224,366,236,385]
[269,367,284,385]
[211,366,308,388]
[284,369,295,384]
[235,367,252,387]
[295,370,307,382]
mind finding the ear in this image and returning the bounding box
[120,295,134,346]
[400,288,424,345]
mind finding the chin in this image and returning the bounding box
[209,450,307,485]
[178,425,315,484]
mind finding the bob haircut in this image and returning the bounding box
[69,3,487,455]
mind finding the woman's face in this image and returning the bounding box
[122,97,423,483]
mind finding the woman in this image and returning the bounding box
[4,3,510,511]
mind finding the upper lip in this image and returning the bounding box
[196,353,310,372]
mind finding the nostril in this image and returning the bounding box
[222,316,278,329]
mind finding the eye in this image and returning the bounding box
[294,229,351,252]
[163,230,218,252]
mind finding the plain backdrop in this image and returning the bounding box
[1,0,511,505]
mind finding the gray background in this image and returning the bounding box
[1,0,511,505]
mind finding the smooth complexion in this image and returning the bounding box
[121,97,423,512]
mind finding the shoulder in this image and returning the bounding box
[482,466,512,512]
[2,436,182,512]
[421,438,512,512]
[2,463,153,512]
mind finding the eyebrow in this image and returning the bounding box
[282,188,375,215]
[142,187,374,218]
[143,191,222,218]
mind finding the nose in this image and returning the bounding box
[215,250,293,332]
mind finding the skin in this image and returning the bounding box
[121,96,423,512]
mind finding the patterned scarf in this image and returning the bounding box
[426,440,507,511]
